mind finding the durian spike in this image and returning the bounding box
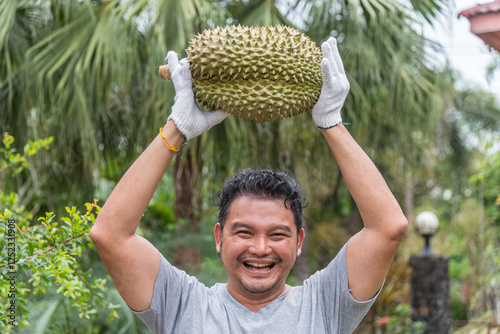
[159,65,171,80]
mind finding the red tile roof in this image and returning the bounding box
[458,1,500,52]
[459,0,500,18]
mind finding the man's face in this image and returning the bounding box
[214,196,304,300]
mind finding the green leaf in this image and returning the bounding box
[29,299,62,334]
[3,133,14,149]
[13,166,24,174]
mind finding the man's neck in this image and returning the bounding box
[226,284,292,312]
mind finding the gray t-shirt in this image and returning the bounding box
[133,243,379,333]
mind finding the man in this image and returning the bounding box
[90,37,408,333]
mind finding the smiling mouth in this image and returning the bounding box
[244,262,275,271]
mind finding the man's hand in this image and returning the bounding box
[312,37,350,129]
[166,51,229,141]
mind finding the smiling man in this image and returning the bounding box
[213,172,306,312]
[90,37,408,333]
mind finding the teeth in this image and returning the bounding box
[246,262,271,268]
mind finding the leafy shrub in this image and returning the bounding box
[0,133,117,332]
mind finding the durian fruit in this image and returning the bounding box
[160,25,323,122]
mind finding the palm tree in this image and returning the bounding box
[1,0,455,259]
[0,0,224,213]
[1,0,453,215]
[207,0,452,223]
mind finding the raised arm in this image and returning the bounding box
[322,125,407,301]
[312,38,408,302]
[89,52,228,312]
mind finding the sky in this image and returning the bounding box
[424,0,500,99]
[423,0,500,153]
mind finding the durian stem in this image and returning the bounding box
[159,65,171,80]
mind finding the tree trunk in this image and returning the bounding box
[404,169,415,221]
[174,137,203,232]
[172,138,205,270]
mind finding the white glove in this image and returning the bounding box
[166,51,229,141]
[312,37,350,129]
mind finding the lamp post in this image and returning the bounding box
[410,211,450,333]
[415,211,439,255]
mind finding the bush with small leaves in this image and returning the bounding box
[0,133,118,332]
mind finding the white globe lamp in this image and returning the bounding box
[415,211,439,255]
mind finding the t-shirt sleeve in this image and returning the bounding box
[314,242,382,333]
[130,251,204,334]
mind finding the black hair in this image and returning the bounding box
[214,168,308,234]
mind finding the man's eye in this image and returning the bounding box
[237,231,251,235]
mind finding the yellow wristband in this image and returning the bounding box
[159,127,181,152]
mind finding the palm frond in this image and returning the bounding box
[226,0,292,27]
[0,0,48,134]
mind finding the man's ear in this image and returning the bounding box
[214,223,222,253]
[296,228,305,257]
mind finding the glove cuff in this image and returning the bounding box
[314,112,343,129]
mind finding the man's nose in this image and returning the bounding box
[248,236,272,255]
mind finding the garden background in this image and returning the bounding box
[1,0,499,333]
